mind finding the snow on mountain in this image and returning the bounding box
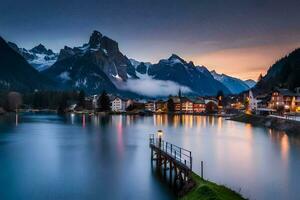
[129,58,140,68]
[244,79,256,88]
[43,30,138,94]
[0,37,56,91]
[137,54,231,96]
[4,31,258,97]
[28,52,57,71]
[211,70,250,94]
[8,42,58,71]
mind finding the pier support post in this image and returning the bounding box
[151,149,153,162]
[169,161,173,183]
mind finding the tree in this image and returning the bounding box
[167,97,175,113]
[57,93,68,114]
[7,92,22,111]
[126,104,135,111]
[33,91,42,109]
[77,90,85,108]
[257,73,263,82]
[97,91,111,112]
[216,90,224,107]
[205,101,218,114]
[0,92,8,109]
[178,88,182,98]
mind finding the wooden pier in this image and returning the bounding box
[149,134,193,190]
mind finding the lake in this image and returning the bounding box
[0,113,300,200]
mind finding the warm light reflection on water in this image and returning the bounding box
[82,114,86,128]
[1,114,300,200]
[116,115,124,156]
[149,114,299,199]
[269,129,290,165]
[281,134,289,164]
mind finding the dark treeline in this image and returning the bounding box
[97,91,110,112]
[0,89,113,113]
[0,91,7,108]
[0,90,82,112]
[23,90,80,110]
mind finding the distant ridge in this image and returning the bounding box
[8,42,58,71]
[211,70,255,94]
[0,37,56,91]
[255,48,300,93]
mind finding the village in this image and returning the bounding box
[76,87,300,119]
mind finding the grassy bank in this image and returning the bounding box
[230,114,300,135]
[181,173,245,200]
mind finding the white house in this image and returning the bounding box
[92,95,98,109]
[249,90,258,111]
[248,90,265,112]
[110,97,126,112]
[145,101,156,112]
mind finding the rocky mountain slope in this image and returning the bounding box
[1,30,262,97]
[255,48,300,93]
[244,79,256,88]
[8,42,58,71]
[43,31,137,94]
[131,54,230,96]
[211,70,255,94]
[0,37,56,91]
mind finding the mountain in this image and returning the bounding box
[0,37,56,91]
[255,48,300,93]
[211,70,252,94]
[2,30,256,97]
[244,79,256,88]
[129,59,152,75]
[144,54,230,96]
[43,30,137,94]
[8,42,58,71]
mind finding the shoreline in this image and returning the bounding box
[229,114,300,135]
[181,172,245,200]
[7,109,235,117]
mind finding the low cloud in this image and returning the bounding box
[119,74,192,97]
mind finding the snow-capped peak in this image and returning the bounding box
[129,58,141,68]
[211,70,251,94]
[168,54,186,65]
[30,44,54,55]
[7,42,58,71]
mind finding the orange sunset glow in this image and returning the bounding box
[189,42,300,80]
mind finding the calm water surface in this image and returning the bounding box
[0,113,300,200]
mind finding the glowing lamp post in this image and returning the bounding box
[157,130,163,149]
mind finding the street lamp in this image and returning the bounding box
[157,130,163,138]
[157,130,163,149]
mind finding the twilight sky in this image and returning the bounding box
[1,0,300,80]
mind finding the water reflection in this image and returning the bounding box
[82,114,86,127]
[217,117,222,132]
[115,115,124,156]
[152,115,229,130]
[269,129,290,164]
[1,114,300,200]
[15,113,18,126]
[70,113,75,124]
